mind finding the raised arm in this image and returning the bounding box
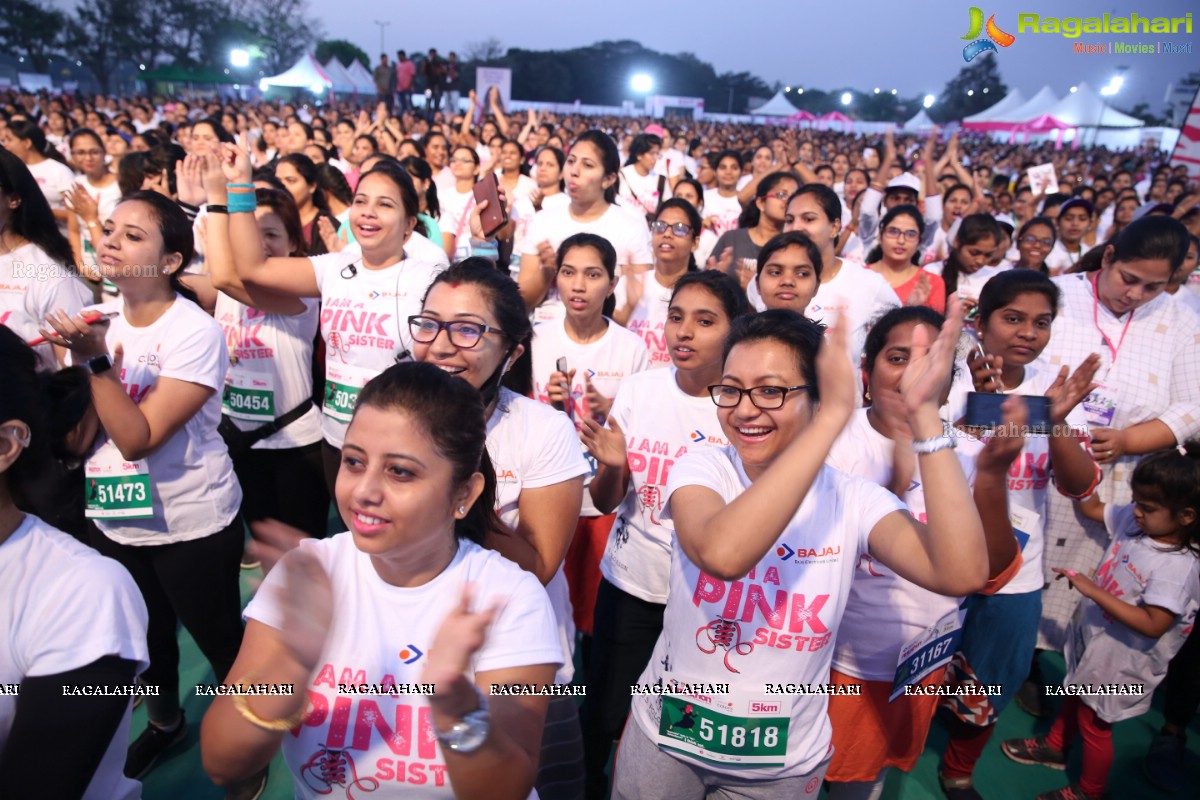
[215,143,320,298]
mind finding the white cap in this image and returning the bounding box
[886,173,922,194]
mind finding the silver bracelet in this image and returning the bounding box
[912,435,956,455]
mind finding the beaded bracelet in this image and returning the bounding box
[228,192,257,214]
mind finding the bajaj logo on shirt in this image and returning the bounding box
[399,645,424,664]
[691,430,706,443]
[962,7,1016,61]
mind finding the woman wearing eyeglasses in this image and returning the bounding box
[867,204,946,313]
[62,129,120,274]
[411,260,591,800]
[613,199,704,368]
[1009,217,1057,274]
[613,305,993,800]
[580,270,748,800]
[214,145,444,492]
[711,171,799,287]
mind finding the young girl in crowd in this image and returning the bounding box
[496,139,537,206]
[783,183,899,397]
[0,328,149,800]
[823,305,1027,800]
[519,130,653,322]
[214,145,443,492]
[196,153,329,539]
[412,260,589,799]
[1010,217,1057,273]
[671,177,718,266]
[752,230,823,314]
[701,150,744,239]
[40,191,246,781]
[1004,451,1200,800]
[1028,216,1200,713]
[867,204,946,313]
[0,148,91,372]
[924,213,1004,315]
[1,119,75,231]
[937,270,1101,798]
[581,270,747,800]
[62,128,121,270]
[712,170,799,282]
[440,145,482,259]
[613,199,702,366]
[614,302,991,799]
[274,154,338,257]
[200,362,562,800]
[619,133,670,218]
[532,234,650,680]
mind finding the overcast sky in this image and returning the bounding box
[52,0,1197,110]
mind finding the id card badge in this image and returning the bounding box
[656,688,790,767]
[84,445,153,520]
[1009,505,1041,552]
[1082,385,1116,428]
[222,370,276,423]
[323,362,376,422]
[889,607,967,702]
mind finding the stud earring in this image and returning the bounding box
[458,506,466,516]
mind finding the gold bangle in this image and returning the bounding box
[231,681,306,731]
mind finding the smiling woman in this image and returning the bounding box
[200,361,562,800]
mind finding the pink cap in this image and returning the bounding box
[644,124,667,138]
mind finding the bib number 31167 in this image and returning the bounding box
[656,694,788,767]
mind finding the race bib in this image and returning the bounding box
[222,370,276,423]
[1010,505,1040,552]
[323,362,377,423]
[890,606,967,701]
[656,691,789,767]
[1082,387,1116,428]
[84,447,153,520]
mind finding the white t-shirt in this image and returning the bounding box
[1065,504,1200,722]
[656,148,687,179]
[76,177,122,264]
[341,233,450,272]
[805,260,899,372]
[628,448,905,778]
[617,166,670,218]
[311,251,444,448]
[947,364,1092,594]
[496,172,538,207]
[702,190,742,239]
[599,367,729,604]
[0,242,92,371]
[432,166,456,198]
[612,270,677,369]
[826,409,983,681]
[923,262,1007,305]
[531,317,650,516]
[0,515,148,800]
[245,535,561,800]
[439,185,476,258]
[486,388,590,684]
[82,297,243,544]
[523,204,653,323]
[213,294,323,449]
[1044,240,1085,276]
[27,158,76,218]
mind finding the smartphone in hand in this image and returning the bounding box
[555,356,574,421]
[473,173,508,238]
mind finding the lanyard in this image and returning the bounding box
[1090,273,1134,365]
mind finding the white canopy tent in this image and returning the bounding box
[992,85,1060,125]
[1039,82,1143,128]
[259,53,332,93]
[750,90,800,116]
[322,58,357,95]
[903,109,936,132]
[962,89,1027,124]
[346,60,378,95]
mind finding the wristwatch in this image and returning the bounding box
[433,683,490,754]
[85,354,114,375]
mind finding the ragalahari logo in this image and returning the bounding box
[962,7,1016,61]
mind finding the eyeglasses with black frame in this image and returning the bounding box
[650,220,692,237]
[707,384,811,409]
[408,315,506,349]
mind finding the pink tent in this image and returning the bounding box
[786,110,816,121]
[1009,114,1074,149]
[816,110,853,132]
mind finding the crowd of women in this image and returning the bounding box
[2,85,1199,800]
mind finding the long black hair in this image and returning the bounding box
[7,118,68,165]
[571,130,621,205]
[655,198,703,272]
[0,147,75,272]
[737,171,799,229]
[942,213,1002,295]
[118,190,198,304]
